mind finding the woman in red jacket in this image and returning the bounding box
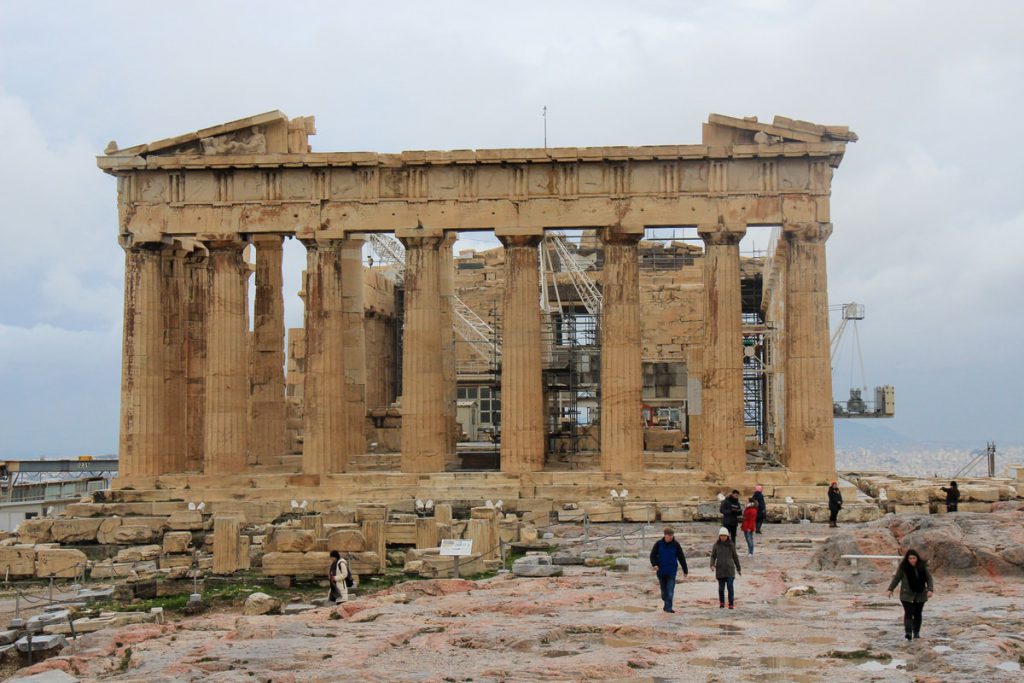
[741,498,759,557]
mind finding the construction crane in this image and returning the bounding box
[830,302,895,418]
[544,233,603,315]
[368,234,498,363]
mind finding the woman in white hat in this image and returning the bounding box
[710,527,742,608]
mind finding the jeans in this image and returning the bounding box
[657,573,676,610]
[901,600,924,636]
[717,576,735,606]
[724,523,738,543]
[743,530,755,555]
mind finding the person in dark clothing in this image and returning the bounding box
[720,490,743,542]
[827,482,843,527]
[649,527,689,613]
[710,527,741,608]
[940,481,960,513]
[752,485,767,533]
[887,549,934,640]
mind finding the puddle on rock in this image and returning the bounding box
[718,624,743,636]
[858,658,906,672]
[759,656,817,669]
[995,661,1021,672]
[581,605,653,613]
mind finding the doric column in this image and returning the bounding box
[203,240,249,474]
[184,251,209,473]
[499,235,544,473]
[160,247,188,473]
[340,236,368,460]
[119,244,167,477]
[439,233,459,465]
[600,229,644,473]
[303,240,348,474]
[699,225,747,476]
[249,236,287,466]
[783,223,835,476]
[399,236,447,473]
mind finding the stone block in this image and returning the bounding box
[89,561,133,579]
[213,517,243,574]
[959,485,1000,503]
[162,531,192,554]
[327,530,366,552]
[349,551,383,575]
[243,592,281,616]
[261,551,331,577]
[385,522,416,545]
[470,506,497,520]
[167,510,205,531]
[114,545,162,563]
[50,518,102,544]
[95,518,123,545]
[355,505,387,522]
[159,555,193,569]
[113,524,157,544]
[887,486,930,505]
[658,503,696,522]
[16,519,53,544]
[579,501,623,523]
[415,518,439,549]
[956,502,994,513]
[273,528,316,553]
[622,503,656,523]
[0,547,36,577]
[35,549,88,579]
[894,503,930,515]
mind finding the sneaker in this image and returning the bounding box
[748,552,754,557]
[728,604,735,609]
[664,608,675,613]
[719,602,725,608]
[913,632,920,639]
[905,633,912,641]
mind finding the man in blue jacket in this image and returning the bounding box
[649,527,689,613]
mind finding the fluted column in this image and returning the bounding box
[500,235,545,473]
[600,229,644,472]
[119,244,166,477]
[184,251,209,473]
[250,235,287,466]
[160,247,187,473]
[439,233,459,466]
[399,236,447,473]
[340,236,368,460]
[303,240,347,474]
[783,223,835,476]
[699,225,747,476]
[203,240,249,474]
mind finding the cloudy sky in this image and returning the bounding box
[0,0,1021,457]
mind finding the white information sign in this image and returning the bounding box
[439,539,473,557]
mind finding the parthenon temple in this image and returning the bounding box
[98,111,857,515]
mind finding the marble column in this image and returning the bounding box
[499,235,545,473]
[340,236,368,460]
[250,235,287,466]
[160,247,187,474]
[119,244,167,477]
[399,236,447,473]
[184,251,209,473]
[303,240,348,474]
[203,241,249,474]
[438,233,459,467]
[783,223,835,476]
[699,226,747,476]
[599,230,644,473]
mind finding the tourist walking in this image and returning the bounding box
[752,485,767,533]
[710,527,741,609]
[649,527,689,613]
[741,499,758,556]
[940,481,960,513]
[887,549,934,641]
[328,550,351,603]
[827,481,843,527]
[720,490,743,542]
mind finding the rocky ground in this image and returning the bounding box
[10,515,1024,683]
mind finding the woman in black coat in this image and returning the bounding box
[827,482,843,528]
[887,549,934,641]
[940,481,959,513]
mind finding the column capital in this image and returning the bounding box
[200,237,248,253]
[398,235,445,250]
[498,234,543,248]
[783,222,832,243]
[251,234,285,247]
[698,223,746,246]
[600,226,643,246]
